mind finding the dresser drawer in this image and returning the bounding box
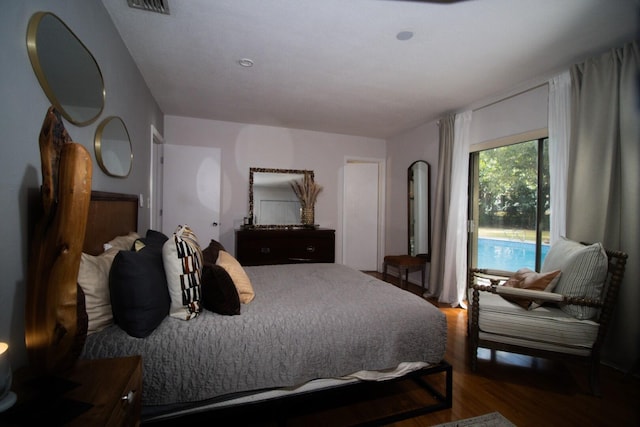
[236,228,335,266]
[6,356,142,427]
[66,356,142,427]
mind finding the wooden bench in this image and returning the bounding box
[383,255,427,291]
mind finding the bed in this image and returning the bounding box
[25,109,451,425]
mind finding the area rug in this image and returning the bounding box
[431,411,516,427]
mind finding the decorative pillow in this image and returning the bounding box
[202,239,226,265]
[105,231,140,251]
[162,225,203,320]
[501,268,561,309]
[109,246,170,338]
[201,263,241,315]
[542,237,608,320]
[216,250,255,304]
[77,247,120,334]
[134,229,169,251]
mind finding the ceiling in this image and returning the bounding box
[101,0,637,139]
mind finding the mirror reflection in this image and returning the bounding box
[95,116,133,178]
[27,12,105,126]
[249,168,314,227]
[408,160,430,259]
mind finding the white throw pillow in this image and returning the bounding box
[542,237,608,320]
[162,225,203,320]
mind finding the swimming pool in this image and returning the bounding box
[477,237,549,271]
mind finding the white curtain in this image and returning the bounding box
[547,71,571,244]
[440,110,472,307]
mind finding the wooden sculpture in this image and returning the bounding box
[25,107,92,375]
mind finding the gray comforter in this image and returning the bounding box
[81,263,446,408]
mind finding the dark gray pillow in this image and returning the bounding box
[109,246,170,337]
[133,229,169,251]
[202,239,226,264]
[201,263,240,315]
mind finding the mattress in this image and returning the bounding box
[81,263,447,412]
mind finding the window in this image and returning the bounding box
[468,137,550,272]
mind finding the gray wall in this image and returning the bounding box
[0,1,163,368]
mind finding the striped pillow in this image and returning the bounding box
[542,237,607,320]
[162,225,203,320]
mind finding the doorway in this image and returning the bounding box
[343,159,385,271]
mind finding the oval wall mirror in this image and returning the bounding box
[408,160,431,260]
[95,116,133,178]
[27,11,105,126]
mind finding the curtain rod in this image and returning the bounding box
[472,81,549,113]
[437,81,550,126]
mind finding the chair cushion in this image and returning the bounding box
[542,237,608,320]
[476,292,599,354]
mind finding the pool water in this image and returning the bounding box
[477,237,549,271]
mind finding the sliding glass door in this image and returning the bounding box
[468,138,550,272]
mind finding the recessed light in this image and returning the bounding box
[396,31,414,41]
[238,58,254,67]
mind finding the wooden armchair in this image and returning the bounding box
[467,238,627,396]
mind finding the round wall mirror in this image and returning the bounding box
[408,160,431,260]
[27,11,105,126]
[95,116,133,178]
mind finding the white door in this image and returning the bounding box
[343,161,379,270]
[162,144,221,243]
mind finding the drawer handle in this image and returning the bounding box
[306,245,316,253]
[122,390,136,404]
[260,247,271,254]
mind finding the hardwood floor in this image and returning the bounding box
[148,272,639,427]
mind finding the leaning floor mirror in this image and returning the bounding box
[408,160,431,260]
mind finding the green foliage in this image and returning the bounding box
[478,139,549,230]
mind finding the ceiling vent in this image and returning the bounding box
[127,0,170,15]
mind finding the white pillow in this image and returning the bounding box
[162,225,203,320]
[77,247,119,334]
[542,237,608,320]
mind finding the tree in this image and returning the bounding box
[478,139,549,230]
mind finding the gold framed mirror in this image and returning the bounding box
[27,11,105,126]
[249,168,314,228]
[408,160,430,260]
[94,116,133,178]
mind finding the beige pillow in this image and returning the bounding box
[77,247,120,333]
[501,268,561,310]
[216,250,255,304]
[105,231,140,251]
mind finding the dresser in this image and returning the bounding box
[235,228,335,266]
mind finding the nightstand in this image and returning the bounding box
[1,356,142,426]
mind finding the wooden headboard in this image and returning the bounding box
[83,191,140,255]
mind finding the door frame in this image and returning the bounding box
[149,124,164,230]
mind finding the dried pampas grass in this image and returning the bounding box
[290,175,322,208]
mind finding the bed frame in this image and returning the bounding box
[81,191,453,424]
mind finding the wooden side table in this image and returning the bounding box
[383,255,428,291]
[0,356,142,427]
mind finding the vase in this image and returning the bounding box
[301,206,314,225]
